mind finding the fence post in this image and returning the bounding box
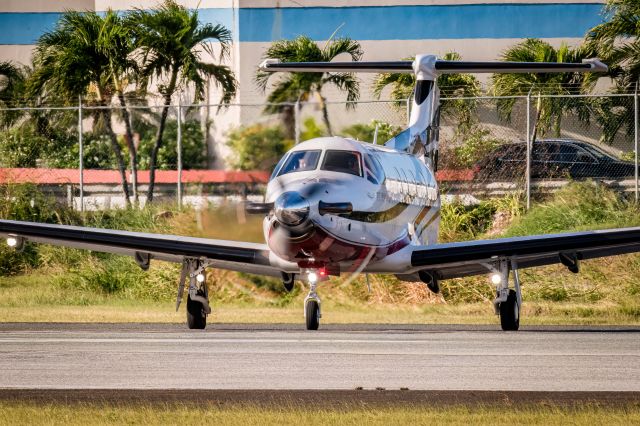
[526,92,532,210]
[294,100,301,145]
[177,99,183,208]
[78,95,84,213]
[635,89,638,203]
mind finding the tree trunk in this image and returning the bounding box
[319,95,333,136]
[280,104,295,140]
[117,92,138,205]
[147,69,178,204]
[102,108,131,206]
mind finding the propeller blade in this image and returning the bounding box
[318,201,353,216]
[245,202,274,215]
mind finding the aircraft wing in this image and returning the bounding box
[410,226,640,279]
[0,220,285,278]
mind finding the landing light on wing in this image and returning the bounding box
[6,237,18,247]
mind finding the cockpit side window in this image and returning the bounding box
[321,150,362,177]
[270,154,289,180]
[276,150,321,177]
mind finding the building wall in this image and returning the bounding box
[0,1,607,165]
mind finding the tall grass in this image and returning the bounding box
[1,182,639,320]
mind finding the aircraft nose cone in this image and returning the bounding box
[274,192,310,226]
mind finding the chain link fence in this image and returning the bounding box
[0,94,638,210]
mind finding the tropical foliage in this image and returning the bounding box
[226,124,293,171]
[490,39,593,142]
[128,0,236,202]
[583,0,640,143]
[373,52,482,125]
[255,35,362,137]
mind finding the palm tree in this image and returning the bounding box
[491,39,592,143]
[255,35,362,137]
[372,52,481,126]
[29,10,136,205]
[128,0,237,203]
[0,61,27,127]
[583,0,640,143]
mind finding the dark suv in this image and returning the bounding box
[474,139,636,180]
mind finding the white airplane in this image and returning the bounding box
[1,54,634,332]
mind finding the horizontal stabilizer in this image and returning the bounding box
[259,58,608,74]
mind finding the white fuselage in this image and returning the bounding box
[263,137,441,275]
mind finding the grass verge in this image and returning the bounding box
[0,403,638,426]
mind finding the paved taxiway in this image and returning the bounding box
[0,324,637,391]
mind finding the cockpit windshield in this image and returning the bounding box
[276,150,321,177]
[321,150,362,176]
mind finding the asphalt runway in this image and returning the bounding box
[0,323,638,395]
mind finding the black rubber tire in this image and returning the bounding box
[500,289,520,331]
[305,299,320,331]
[186,294,207,330]
[283,280,294,293]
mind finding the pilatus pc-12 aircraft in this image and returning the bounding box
[2,55,636,331]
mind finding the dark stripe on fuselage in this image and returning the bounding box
[348,202,412,223]
[418,211,441,238]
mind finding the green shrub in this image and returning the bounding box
[226,124,293,170]
[300,117,326,141]
[138,119,206,170]
[341,120,402,144]
[453,125,504,168]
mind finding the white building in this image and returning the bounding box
[0,1,608,163]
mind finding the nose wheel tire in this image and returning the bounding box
[500,289,520,331]
[186,294,207,330]
[305,299,320,330]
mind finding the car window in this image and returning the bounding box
[276,150,321,176]
[533,143,560,162]
[321,150,362,177]
[558,145,579,162]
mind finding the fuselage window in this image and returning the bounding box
[321,150,362,177]
[364,154,385,184]
[276,150,321,176]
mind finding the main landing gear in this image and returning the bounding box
[177,259,212,330]
[491,259,522,331]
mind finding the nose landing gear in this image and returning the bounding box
[303,269,325,330]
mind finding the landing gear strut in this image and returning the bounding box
[492,259,522,331]
[177,259,212,330]
[303,270,322,330]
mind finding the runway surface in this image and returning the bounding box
[0,323,638,392]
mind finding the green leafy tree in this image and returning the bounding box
[255,35,362,137]
[138,119,207,170]
[129,0,236,203]
[584,0,640,143]
[491,39,592,143]
[372,52,481,126]
[226,124,293,171]
[29,10,136,205]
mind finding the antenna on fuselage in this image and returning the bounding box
[373,123,379,145]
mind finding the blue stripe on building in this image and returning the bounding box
[0,3,604,45]
[238,4,605,42]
